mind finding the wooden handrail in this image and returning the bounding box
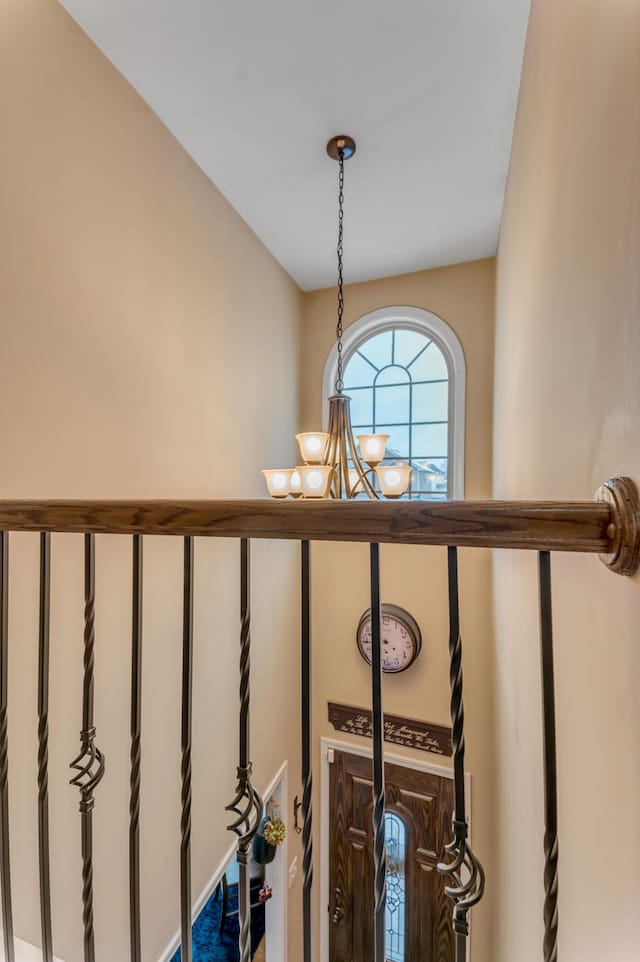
[0,479,635,572]
[0,497,615,549]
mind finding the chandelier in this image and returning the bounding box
[263,135,411,501]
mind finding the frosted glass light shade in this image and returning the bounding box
[375,464,411,498]
[298,464,333,499]
[290,470,303,498]
[295,432,329,465]
[262,469,293,499]
[357,434,390,466]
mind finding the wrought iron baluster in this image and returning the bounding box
[369,543,386,962]
[38,532,53,962]
[0,532,14,962]
[301,540,312,962]
[180,537,194,962]
[225,539,262,962]
[539,552,558,962]
[70,533,105,962]
[129,535,143,962]
[437,546,485,962]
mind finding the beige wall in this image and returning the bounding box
[301,259,496,960]
[0,2,302,961]
[493,1,640,959]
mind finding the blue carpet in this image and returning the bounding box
[170,878,265,962]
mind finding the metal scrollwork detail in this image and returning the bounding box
[438,818,485,937]
[226,764,262,962]
[70,728,105,813]
[225,764,263,852]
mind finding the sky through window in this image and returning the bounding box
[343,328,449,499]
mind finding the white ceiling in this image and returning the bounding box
[59,0,530,291]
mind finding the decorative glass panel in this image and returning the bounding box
[343,351,378,389]
[375,365,410,387]
[358,330,393,370]
[348,389,373,427]
[375,384,411,424]
[385,812,407,962]
[408,342,448,381]
[411,422,448,459]
[394,329,430,368]
[413,380,449,422]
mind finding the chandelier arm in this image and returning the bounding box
[354,463,378,500]
[336,404,345,498]
[338,405,351,498]
[325,404,340,500]
[336,402,346,498]
[325,413,338,464]
[325,433,338,475]
[330,406,340,500]
[345,414,379,499]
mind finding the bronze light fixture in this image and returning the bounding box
[263,135,411,501]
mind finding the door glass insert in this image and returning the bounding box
[385,812,407,962]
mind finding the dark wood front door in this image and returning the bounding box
[329,749,454,962]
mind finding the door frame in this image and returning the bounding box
[319,736,472,962]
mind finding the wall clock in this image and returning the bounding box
[356,604,422,673]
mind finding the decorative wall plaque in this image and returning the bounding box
[328,701,452,757]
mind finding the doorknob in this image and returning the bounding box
[331,887,344,925]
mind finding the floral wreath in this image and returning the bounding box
[262,816,286,847]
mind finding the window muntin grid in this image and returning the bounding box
[343,328,449,500]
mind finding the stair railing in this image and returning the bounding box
[0,476,636,962]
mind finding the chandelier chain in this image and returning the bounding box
[335,152,345,393]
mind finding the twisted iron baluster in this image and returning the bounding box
[301,541,313,962]
[38,532,53,962]
[370,543,386,962]
[539,552,559,962]
[180,537,194,962]
[70,534,105,962]
[129,535,143,962]
[437,547,485,962]
[226,540,262,962]
[0,532,14,962]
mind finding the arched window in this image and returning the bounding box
[385,811,407,962]
[322,307,466,499]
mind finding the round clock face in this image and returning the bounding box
[356,604,422,673]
